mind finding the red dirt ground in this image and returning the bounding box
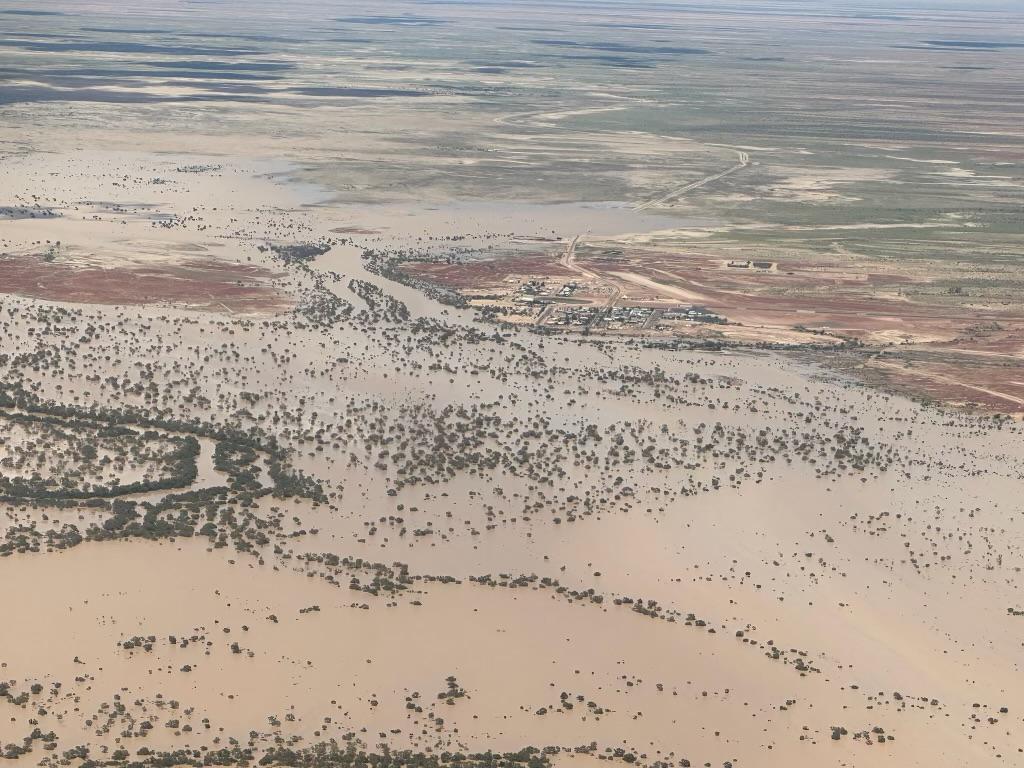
[0,254,292,314]
[861,351,1024,413]
[401,253,576,289]
[406,246,1024,413]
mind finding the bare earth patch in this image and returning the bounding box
[0,253,291,314]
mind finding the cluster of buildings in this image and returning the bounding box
[726,259,776,271]
[542,306,604,327]
[519,281,580,301]
[606,306,654,328]
[661,306,727,324]
[507,278,727,331]
[541,304,725,330]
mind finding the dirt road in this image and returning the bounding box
[560,234,621,308]
[635,148,750,211]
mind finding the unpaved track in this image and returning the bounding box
[869,358,1024,407]
[560,234,621,308]
[608,270,706,304]
[534,235,621,325]
[635,148,750,211]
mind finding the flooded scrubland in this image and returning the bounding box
[1,1,1023,767]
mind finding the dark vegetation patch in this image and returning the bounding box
[144,59,294,71]
[0,39,262,56]
[922,40,1024,50]
[264,241,333,265]
[0,381,327,557]
[0,67,280,83]
[0,206,58,219]
[531,39,710,55]
[336,15,448,27]
[540,53,655,69]
[176,31,301,43]
[348,278,411,324]
[0,412,198,501]
[0,85,269,106]
[79,26,176,34]
[29,66,285,81]
[587,22,673,30]
[363,252,467,308]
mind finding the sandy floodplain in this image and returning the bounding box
[1,144,1022,768]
